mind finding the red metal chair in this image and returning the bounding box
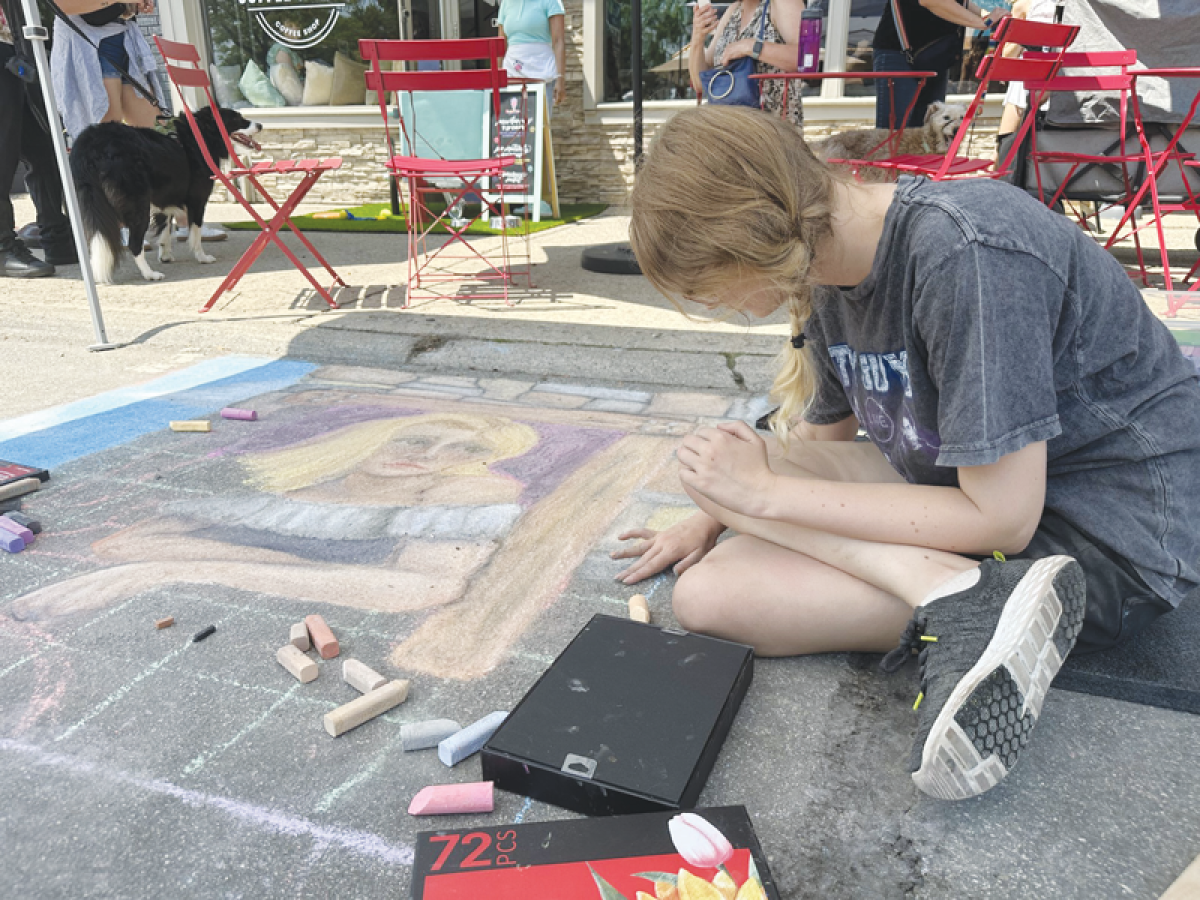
[154,37,345,313]
[1018,51,1156,284]
[851,17,1079,182]
[360,38,532,306]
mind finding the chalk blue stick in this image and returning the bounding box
[0,531,26,553]
[438,711,508,767]
[401,718,463,752]
[0,517,34,544]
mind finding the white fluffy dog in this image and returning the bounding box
[811,101,967,182]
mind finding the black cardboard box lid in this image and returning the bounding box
[483,614,753,804]
[411,804,781,899]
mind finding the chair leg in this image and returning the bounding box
[248,174,346,289]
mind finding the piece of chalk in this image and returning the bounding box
[343,659,388,694]
[304,614,339,659]
[4,511,41,534]
[324,679,410,737]
[0,478,40,502]
[629,593,651,624]
[277,644,318,684]
[169,421,211,432]
[438,711,508,767]
[408,781,495,816]
[289,622,311,651]
[0,531,26,553]
[0,517,34,545]
[401,719,463,752]
[192,624,217,642]
[155,616,175,629]
[220,407,258,421]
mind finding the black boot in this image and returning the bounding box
[0,236,55,278]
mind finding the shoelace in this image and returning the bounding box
[880,616,939,710]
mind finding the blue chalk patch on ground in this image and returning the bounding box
[0,357,314,470]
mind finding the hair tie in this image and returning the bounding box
[791,332,806,350]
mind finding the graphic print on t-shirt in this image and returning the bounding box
[827,343,940,481]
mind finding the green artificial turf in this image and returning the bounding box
[224,202,607,235]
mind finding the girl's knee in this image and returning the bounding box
[672,562,725,635]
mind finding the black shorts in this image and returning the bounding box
[1013,509,1176,655]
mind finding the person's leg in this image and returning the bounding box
[910,68,949,130]
[97,34,129,123]
[99,77,124,123]
[119,83,158,129]
[0,45,53,278]
[874,50,917,131]
[20,87,74,264]
[672,439,979,654]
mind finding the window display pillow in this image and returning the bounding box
[210,64,248,108]
[302,60,335,106]
[330,51,369,106]
[271,60,304,106]
[240,59,286,108]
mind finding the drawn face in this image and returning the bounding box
[358,424,498,479]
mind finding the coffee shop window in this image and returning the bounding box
[603,0,695,102]
[202,0,402,109]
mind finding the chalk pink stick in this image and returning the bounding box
[0,517,34,544]
[221,408,258,421]
[408,781,494,816]
[304,614,339,659]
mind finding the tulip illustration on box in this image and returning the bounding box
[589,813,768,900]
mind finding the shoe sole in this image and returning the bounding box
[912,556,1086,801]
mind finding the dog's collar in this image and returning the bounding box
[154,118,180,140]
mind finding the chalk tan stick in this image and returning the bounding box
[1160,852,1200,900]
[276,644,318,684]
[155,617,175,630]
[343,658,388,694]
[169,420,211,432]
[0,478,40,502]
[324,679,409,737]
[289,622,311,651]
[304,614,339,659]
[628,594,650,624]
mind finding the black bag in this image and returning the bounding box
[81,4,133,27]
[700,0,771,108]
[889,0,963,71]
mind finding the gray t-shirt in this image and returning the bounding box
[805,176,1200,607]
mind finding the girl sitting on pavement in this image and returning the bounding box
[614,105,1200,801]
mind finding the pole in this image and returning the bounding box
[17,0,117,350]
[631,0,642,167]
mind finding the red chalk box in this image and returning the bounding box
[0,461,49,487]
[411,805,780,899]
[481,614,754,816]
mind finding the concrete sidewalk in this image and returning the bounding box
[1,196,1199,900]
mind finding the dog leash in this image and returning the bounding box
[43,0,171,121]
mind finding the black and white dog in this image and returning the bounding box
[70,107,262,283]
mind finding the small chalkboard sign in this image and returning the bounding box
[484,82,559,221]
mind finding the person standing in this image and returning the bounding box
[689,0,806,126]
[0,0,75,277]
[497,0,566,109]
[872,0,1000,130]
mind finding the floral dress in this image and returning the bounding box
[710,0,804,126]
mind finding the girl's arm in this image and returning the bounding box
[919,0,993,31]
[549,13,566,104]
[680,421,1047,556]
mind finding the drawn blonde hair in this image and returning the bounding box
[629,105,842,445]
[246,413,539,494]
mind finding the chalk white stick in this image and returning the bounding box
[276,644,318,684]
[438,711,508,767]
[289,622,311,651]
[629,593,651,624]
[343,658,388,694]
[324,680,409,737]
[401,719,462,752]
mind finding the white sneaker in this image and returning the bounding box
[175,225,228,242]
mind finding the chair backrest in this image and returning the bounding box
[359,38,510,164]
[153,36,244,178]
[935,16,1079,179]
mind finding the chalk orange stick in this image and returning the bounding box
[305,614,339,659]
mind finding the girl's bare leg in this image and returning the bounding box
[673,438,979,655]
[121,83,159,128]
[99,78,123,123]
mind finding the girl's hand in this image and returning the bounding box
[677,421,777,518]
[611,513,724,584]
[554,77,566,105]
[692,3,719,40]
[138,0,154,13]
